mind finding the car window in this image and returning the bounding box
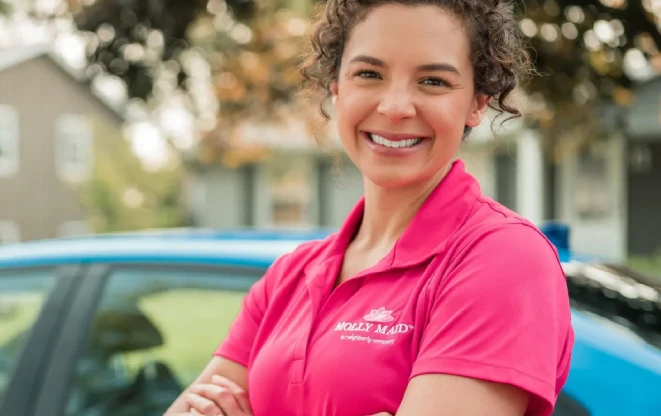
[0,268,58,401]
[64,265,261,416]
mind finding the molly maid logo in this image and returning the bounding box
[364,307,395,323]
[334,307,413,338]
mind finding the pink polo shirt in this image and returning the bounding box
[215,160,574,416]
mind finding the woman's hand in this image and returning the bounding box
[185,375,253,416]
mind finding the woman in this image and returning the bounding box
[165,0,574,415]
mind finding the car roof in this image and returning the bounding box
[0,225,597,269]
[567,308,661,398]
[0,228,330,269]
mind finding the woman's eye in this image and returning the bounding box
[355,70,380,79]
[421,77,450,87]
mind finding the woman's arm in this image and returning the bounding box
[403,224,573,416]
[164,356,248,415]
[396,374,528,416]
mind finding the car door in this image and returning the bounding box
[0,264,84,416]
[30,262,263,416]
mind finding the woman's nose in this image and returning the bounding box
[377,85,416,123]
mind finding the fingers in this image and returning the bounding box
[189,384,249,416]
[211,375,252,414]
[185,392,223,416]
[366,413,393,416]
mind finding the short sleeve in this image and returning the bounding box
[213,254,289,367]
[411,224,573,414]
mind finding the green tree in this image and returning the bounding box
[81,120,186,233]
[65,0,256,100]
[0,1,11,15]
[57,0,661,161]
[19,0,658,105]
[519,0,660,156]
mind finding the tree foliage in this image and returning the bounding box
[62,0,661,161]
[81,120,186,233]
[0,1,11,15]
[521,0,661,154]
[66,0,256,100]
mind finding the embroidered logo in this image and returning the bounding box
[334,307,413,345]
[363,307,395,323]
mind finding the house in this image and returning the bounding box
[547,128,628,262]
[538,76,661,262]
[0,43,125,243]
[621,76,661,257]
[184,117,363,230]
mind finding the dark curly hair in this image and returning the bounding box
[300,0,533,137]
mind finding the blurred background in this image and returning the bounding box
[1,1,661,415]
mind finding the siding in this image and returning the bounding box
[0,56,121,241]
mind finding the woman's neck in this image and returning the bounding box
[352,164,452,251]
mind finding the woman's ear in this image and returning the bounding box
[466,94,490,128]
[330,81,338,106]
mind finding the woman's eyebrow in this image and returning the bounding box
[348,54,460,75]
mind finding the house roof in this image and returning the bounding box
[0,43,127,122]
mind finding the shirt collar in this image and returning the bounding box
[305,159,481,276]
[390,159,481,267]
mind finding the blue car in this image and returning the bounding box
[0,226,659,416]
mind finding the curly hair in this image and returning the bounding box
[299,0,533,136]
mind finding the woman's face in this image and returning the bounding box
[331,4,489,189]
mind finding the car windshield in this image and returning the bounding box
[565,261,661,349]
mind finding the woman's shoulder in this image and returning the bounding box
[430,195,566,297]
[452,194,560,261]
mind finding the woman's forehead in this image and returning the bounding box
[342,5,471,69]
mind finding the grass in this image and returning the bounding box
[122,290,246,385]
[0,295,43,346]
[0,296,44,397]
[627,255,661,282]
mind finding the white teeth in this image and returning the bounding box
[369,134,422,148]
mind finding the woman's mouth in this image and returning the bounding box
[365,132,428,149]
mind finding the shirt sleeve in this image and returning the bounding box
[411,223,574,414]
[213,254,289,367]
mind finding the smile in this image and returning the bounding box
[367,133,426,149]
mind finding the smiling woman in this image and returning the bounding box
[165,2,573,416]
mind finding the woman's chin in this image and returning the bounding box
[362,169,425,190]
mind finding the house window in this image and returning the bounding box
[264,159,316,228]
[574,147,612,221]
[0,221,20,245]
[0,105,19,177]
[55,115,93,183]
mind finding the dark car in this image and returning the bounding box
[0,227,659,416]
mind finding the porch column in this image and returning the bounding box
[516,129,545,225]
